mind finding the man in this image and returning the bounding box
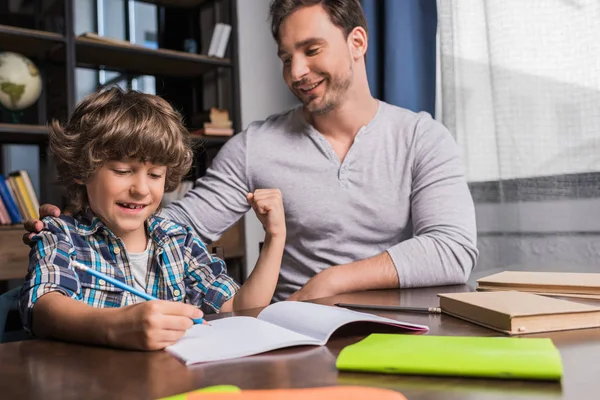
[27,0,477,302]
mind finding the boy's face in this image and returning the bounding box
[277,4,355,115]
[85,160,167,247]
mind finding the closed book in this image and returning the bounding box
[17,170,40,219]
[438,291,600,335]
[10,172,36,220]
[0,175,23,223]
[0,195,10,224]
[336,333,563,381]
[207,23,224,57]
[215,23,231,58]
[6,176,30,220]
[477,271,600,296]
[190,127,233,137]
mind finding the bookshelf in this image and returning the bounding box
[0,225,27,281]
[0,123,48,144]
[75,36,232,77]
[0,0,245,286]
[0,24,65,58]
[137,0,212,8]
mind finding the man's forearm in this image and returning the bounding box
[325,251,400,294]
[32,292,115,346]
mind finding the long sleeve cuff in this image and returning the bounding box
[387,234,478,288]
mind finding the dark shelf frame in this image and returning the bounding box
[74,37,232,77]
[0,24,65,59]
[136,0,213,8]
[0,123,48,145]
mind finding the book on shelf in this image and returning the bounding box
[16,170,40,217]
[438,291,600,335]
[9,171,38,219]
[208,23,232,58]
[0,171,40,225]
[0,195,10,225]
[165,301,428,365]
[190,126,234,137]
[0,174,23,224]
[190,108,233,128]
[189,108,234,136]
[5,176,29,220]
[477,271,600,299]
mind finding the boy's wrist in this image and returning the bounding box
[102,307,124,347]
[265,231,286,242]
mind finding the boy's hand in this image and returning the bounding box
[22,204,61,245]
[246,189,286,238]
[108,300,203,351]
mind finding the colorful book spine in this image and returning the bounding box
[10,171,37,219]
[0,195,10,224]
[17,170,40,219]
[0,175,23,223]
[6,176,30,220]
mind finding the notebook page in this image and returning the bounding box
[166,316,320,365]
[257,301,428,344]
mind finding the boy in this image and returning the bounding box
[19,88,286,351]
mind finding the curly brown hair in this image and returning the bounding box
[49,87,193,214]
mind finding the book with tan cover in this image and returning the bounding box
[438,291,600,335]
[477,271,600,296]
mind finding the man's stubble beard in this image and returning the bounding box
[302,62,354,116]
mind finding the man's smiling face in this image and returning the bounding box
[277,5,355,115]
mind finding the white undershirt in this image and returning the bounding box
[128,249,149,292]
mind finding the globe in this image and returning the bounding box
[0,52,42,111]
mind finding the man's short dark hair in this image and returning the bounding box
[269,0,367,43]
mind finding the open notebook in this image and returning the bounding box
[166,301,428,365]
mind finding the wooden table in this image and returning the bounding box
[1,285,599,399]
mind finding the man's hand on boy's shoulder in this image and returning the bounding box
[22,204,62,245]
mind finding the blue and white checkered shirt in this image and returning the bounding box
[19,212,240,332]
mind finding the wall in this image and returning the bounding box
[235,0,299,277]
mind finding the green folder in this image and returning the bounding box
[336,334,563,381]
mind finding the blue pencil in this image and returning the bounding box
[72,261,205,324]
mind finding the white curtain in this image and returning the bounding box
[437,0,600,276]
[438,0,600,182]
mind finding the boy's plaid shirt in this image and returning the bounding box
[19,212,240,332]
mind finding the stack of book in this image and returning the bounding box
[0,170,39,225]
[190,108,234,137]
[435,270,600,335]
[476,271,600,300]
[438,290,600,335]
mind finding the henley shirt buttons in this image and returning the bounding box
[113,247,121,255]
[173,289,181,296]
[98,279,106,286]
